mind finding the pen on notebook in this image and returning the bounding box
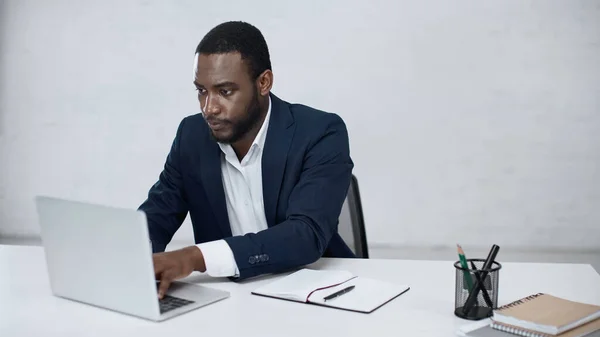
[323,285,355,301]
[457,244,474,292]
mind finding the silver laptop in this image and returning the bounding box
[35,195,230,321]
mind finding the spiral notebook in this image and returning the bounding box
[251,268,410,313]
[490,293,600,337]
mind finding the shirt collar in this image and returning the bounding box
[252,96,271,151]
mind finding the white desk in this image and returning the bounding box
[2,245,599,337]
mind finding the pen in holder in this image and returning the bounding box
[454,258,501,320]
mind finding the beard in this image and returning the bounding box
[210,89,263,144]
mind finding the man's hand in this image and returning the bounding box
[153,246,206,299]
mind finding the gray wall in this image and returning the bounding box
[1,0,599,255]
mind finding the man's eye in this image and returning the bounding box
[220,89,232,96]
[196,88,206,95]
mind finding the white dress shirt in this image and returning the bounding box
[195,98,271,277]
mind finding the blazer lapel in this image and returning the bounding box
[262,93,295,228]
[195,132,232,238]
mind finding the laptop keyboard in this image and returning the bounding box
[159,295,195,314]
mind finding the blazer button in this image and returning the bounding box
[259,254,266,262]
[255,255,260,263]
[264,254,269,262]
[248,256,256,264]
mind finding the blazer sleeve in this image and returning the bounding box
[223,114,353,280]
[138,118,189,253]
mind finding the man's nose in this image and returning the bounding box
[202,94,221,116]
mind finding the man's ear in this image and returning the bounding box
[256,70,273,96]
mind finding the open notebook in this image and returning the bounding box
[490,293,600,337]
[251,268,410,313]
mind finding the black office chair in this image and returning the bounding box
[338,174,369,258]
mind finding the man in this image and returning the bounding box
[139,21,354,299]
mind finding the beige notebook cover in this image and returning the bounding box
[491,293,600,336]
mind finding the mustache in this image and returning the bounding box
[203,116,230,125]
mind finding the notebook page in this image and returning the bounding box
[308,277,409,313]
[252,269,354,302]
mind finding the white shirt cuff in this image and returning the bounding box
[196,240,240,277]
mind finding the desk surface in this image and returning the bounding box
[2,245,599,337]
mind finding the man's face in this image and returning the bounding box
[193,52,262,144]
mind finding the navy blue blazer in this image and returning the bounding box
[139,93,355,280]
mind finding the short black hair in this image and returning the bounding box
[195,21,272,79]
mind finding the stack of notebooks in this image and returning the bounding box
[458,293,600,337]
[251,268,410,313]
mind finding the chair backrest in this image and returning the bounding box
[338,175,369,258]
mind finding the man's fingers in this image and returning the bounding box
[157,273,172,299]
[153,255,165,279]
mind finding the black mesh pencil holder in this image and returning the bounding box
[454,258,501,320]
